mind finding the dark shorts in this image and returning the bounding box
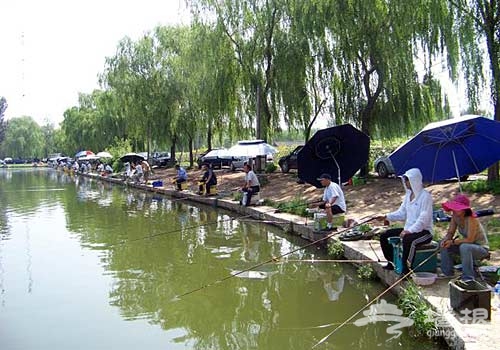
[319,204,344,214]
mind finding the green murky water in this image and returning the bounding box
[0,169,445,349]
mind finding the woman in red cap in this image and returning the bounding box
[440,194,489,282]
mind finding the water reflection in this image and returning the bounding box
[0,169,445,350]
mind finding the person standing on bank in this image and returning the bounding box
[241,164,260,206]
[375,168,433,274]
[439,194,489,282]
[316,173,346,231]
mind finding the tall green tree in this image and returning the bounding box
[449,0,500,181]
[190,0,291,142]
[1,116,43,159]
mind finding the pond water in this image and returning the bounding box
[0,169,445,349]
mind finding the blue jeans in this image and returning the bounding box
[439,240,489,281]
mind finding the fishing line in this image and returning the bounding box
[174,215,376,299]
[311,248,440,349]
[111,198,319,247]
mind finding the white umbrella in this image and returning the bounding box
[228,140,277,158]
[96,151,113,159]
[78,155,100,161]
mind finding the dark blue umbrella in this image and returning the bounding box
[390,115,500,183]
[298,124,370,188]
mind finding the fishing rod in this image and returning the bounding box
[174,215,376,299]
[269,259,388,264]
[111,198,325,247]
[311,247,440,349]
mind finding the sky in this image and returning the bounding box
[0,0,492,128]
[0,0,189,126]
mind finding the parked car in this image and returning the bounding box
[230,154,273,171]
[374,154,469,181]
[278,145,303,173]
[151,152,172,167]
[373,155,396,178]
[197,149,234,169]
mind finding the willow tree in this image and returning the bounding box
[448,0,500,181]
[102,33,179,158]
[189,0,292,142]
[1,116,44,159]
[167,22,239,165]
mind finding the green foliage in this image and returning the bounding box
[106,138,132,172]
[358,224,372,233]
[257,174,269,186]
[265,162,277,173]
[357,264,377,280]
[276,197,308,216]
[488,234,500,251]
[462,180,500,195]
[327,240,344,259]
[1,116,44,158]
[232,191,243,202]
[398,282,437,337]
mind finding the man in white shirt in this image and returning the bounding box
[241,164,260,206]
[316,173,346,231]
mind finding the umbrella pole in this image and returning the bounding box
[331,154,341,186]
[452,150,462,193]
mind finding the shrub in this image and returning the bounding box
[398,282,437,337]
[232,191,243,202]
[357,264,378,280]
[265,162,277,173]
[327,240,344,259]
[276,197,308,216]
[462,179,500,195]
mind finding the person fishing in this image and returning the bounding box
[439,194,489,282]
[375,168,433,275]
[240,163,260,206]
[198,163,217,195]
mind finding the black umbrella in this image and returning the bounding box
[298,124,370,188]
[120,152,145,164]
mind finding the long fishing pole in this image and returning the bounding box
[311,248,440,349]
[269,259,388,264]
[111,198,323,246]
[174,215,376,299]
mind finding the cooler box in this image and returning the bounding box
[449,279,491,320]
[388,237,438,274]
[152,180,163,188]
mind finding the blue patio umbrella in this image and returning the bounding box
[390,115,500,184]
[297,124,370,188]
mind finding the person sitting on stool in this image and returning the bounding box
[313,173,346,231]
[375,168,433,274]
[241,164,260,206]
[198,163,217,195]
[439,194,489,282]
[173,164,188,190]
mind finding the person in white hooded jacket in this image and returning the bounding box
[376,168,434,275]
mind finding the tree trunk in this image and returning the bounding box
[170,134,177,166]
[207,123,212,151]
[484,3,500,182]
[188,135,194,168]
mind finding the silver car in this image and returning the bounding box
[373,155,395,178]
